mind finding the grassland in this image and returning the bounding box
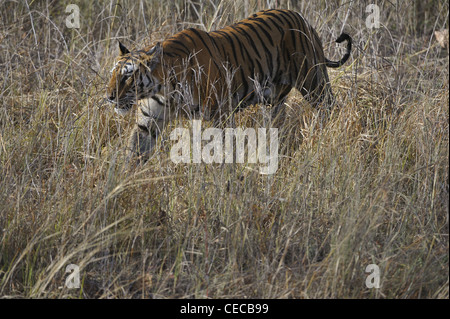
[0,0,448,298]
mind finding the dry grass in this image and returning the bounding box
[0,0,448,298]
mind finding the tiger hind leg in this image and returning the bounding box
[269,85,292,124]
[296,65,336,110]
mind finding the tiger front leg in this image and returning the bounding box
[127,124,158,163]
[127,96,170,163]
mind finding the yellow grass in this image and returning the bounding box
[0,0,448,298]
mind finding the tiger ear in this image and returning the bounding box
[118,41,130,55]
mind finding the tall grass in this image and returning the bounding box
[0,0,448,298]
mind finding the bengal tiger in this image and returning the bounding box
[106,9,352,160]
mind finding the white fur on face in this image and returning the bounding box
[121,62,136,75]
[114,107,132,115]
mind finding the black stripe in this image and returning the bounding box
[210,33,229,61]
[262,12,286,35]
[281,9,300,27]
[244,19,275,77]
[254,56,264,81]
[282,10,307,58]
[250,21,275,77]
[238,68,249,102]
[209,36,221,54]
[284,11,312,75]
[281,41,289,75]
[183,31,205,64]
[140,107,151,118]
[216,31,249,99]
[188,29,214,58]
[241,22,271,53]
[138,124,149,133]
[246,19,274,47]
[252,17,273,32]
[188,29,210,51]
[231,30,255,99]
[229,28,255,72]
[270,11,300,80]
[215,31,240,67]
[167,40,191,55]
[273,44,282,82]
[267,10,293,35]
[265,53,274,80]
[230,25,262,60]
[292,27,300,56]
[289,11,313,58]
[188,28,223,74]
[183,31,197,46]
[282,11,302,55]
[163,51,181,58]
[294,12,314,64]
[152,95,164,106]
[138,74,144,89]
[264,11,286,32]
[120,76,127,86]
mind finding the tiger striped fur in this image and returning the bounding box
[106,9,352,160]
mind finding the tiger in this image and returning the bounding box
[106,9,352,161]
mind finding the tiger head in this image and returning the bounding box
[106,41,162,114]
